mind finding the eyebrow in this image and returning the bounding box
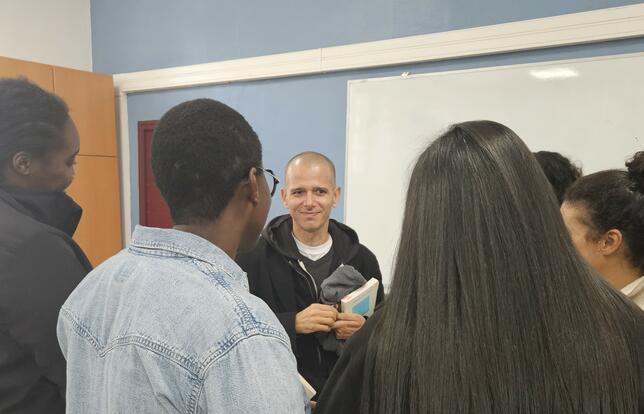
[290,186,329,192]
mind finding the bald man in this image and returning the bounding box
[236,151,384,396]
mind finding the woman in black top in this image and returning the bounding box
[0,78,92,413]
[317,121,644,414]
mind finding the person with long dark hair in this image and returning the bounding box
[562,152,644,309]
[0,78,92,413]
[316,120,644,413]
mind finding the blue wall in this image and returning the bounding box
[89,1,644,229]
[91,0,642,73]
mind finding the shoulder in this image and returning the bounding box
[356,244,379,264]
[236,236,271,264]
[0,202,51,258]
[349,244,381,281]
[62,250,291,367]
[2,227,88,288]
[236,236,290,285]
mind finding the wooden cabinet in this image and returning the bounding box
[0,56,53,91]
[66,156,122,265]
[53,67,117,157]
[0,56,122,267]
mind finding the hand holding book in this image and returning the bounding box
[332,313,365,340]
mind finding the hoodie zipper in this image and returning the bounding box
[297,260,324,366]
[297,260,319,298]
[286,259,317,300]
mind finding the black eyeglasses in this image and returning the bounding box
[257,167,280,197]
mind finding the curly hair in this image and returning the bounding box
[565,151,644,273]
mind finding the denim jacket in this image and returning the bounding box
[57,226,309,413]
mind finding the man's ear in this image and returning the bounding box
[12,152,33,176]
[246,167,260,205]
[332,186,341,208]
[599,229,623,257]
[280,187,288,209]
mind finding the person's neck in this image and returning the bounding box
[292,223,329,247]
[174,217,242,259]
[601,259,642,290]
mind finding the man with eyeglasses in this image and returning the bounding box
[237,151,384,398]
[57,99,310,413]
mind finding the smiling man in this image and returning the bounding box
[237,151,384,396]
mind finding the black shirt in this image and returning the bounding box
[298,247,336,289]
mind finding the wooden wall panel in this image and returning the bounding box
[0,56,53,91]
[66,155,123,266]
[53,67,117,157]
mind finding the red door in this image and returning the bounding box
[138,120,173,228]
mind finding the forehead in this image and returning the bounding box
[62,119,80,150]
[285,161,335,188]
[561,202,590,231]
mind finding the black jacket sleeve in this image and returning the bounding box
[2,231,88,396]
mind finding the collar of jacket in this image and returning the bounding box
[0,186,82,237]
[129,225,249,289]
[261,214,361,263]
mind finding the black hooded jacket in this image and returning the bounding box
[236,214,384,395]
[0,187,91,414]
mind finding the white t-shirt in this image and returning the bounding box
[293,233,333,261]
[621,275,644,310]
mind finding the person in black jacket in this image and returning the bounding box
[0,78,91,413]
[236,151,384,396]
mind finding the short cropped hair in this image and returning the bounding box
[533,151,582,205]
[152,98,262,224]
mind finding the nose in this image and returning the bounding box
[304,191,314,207]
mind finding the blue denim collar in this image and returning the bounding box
[129,225,246,285]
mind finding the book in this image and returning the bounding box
[340,278,379,317]
[299,374,316,399]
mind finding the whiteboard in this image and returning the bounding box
[345,52,644,291]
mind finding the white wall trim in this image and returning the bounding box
[115,92,132,245]
[114,4,644,93]
[113,4,644,240]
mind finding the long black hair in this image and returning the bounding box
[564,151,644,273]
[363,121,642,413]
